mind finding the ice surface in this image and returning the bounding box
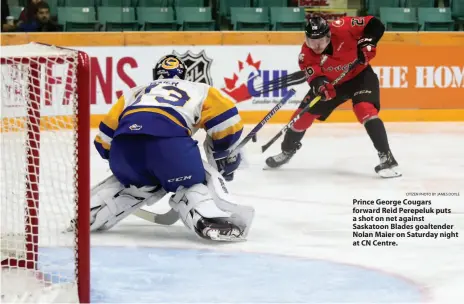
[87,122,464,303]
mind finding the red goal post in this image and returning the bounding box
[0,42,90,303]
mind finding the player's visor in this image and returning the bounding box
[306,36,330,53]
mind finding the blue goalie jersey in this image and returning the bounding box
[94,79,244,160]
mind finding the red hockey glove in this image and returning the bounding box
[311,76,336,101]
[357,37,377,66]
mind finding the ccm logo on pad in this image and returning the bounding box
[168,175,192,182]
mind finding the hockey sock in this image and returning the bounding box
[364,118,390,153]
[292,108,319,131]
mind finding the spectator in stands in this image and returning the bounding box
[1,0,17,32]
[18,0,43,24]
[18,1,61,32]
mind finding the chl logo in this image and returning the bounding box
[168,175,192,183]
[172,50,213,85]
[221,53,290,103]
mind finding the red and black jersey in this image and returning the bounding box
[299,16,385,86]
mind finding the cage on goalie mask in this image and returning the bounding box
[153,55,187,81]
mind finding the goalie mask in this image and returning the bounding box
[153,54,187,81]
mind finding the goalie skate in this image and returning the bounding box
[375,151,402,178]
[195,217,243,242]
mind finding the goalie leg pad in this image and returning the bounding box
[168,160,254,241]
[169,184,246,241]
[90,175,167,231]
[202,160,255,239]
[169,184,230,232]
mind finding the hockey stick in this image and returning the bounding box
[221,69,305,105]
[251,71,306,96]
[132,89,297,225]
[230,69,305,145]
[247,55,327,144]
[229,88,296,156]
[247,73,303,144]
[221,68,304,145]
[133,207,179,225]
[238,54,328,101]
[261,59,360,153]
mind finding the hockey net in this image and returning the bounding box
[0,43,90,303]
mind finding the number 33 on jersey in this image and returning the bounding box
[94,79,244,160]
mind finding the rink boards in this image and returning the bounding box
[1,32,463,126]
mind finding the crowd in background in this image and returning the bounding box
[1,0,61,32]
[0,0,458,33]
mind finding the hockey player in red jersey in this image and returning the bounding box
[266,16,401,178]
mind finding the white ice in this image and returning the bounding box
[87,122,464,304]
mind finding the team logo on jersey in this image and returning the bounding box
[129,124,142,131]
[298,53,305,63]
[161,57,181,70]
[172,50,213,85]
[305,67,314,78]
[331,18,344,27]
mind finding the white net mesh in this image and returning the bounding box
[1,43,86,302]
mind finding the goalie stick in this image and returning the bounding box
[261,59,360,153]
[133,207,179,225]
[228,88,296,157]
[133,89,297,225]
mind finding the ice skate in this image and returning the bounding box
[375,151,401,178]
[195,217,243,242]
[265,142,301,168]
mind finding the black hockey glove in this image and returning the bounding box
[357,37,377,66]
[213,151,242,182]
[310,76,336,101]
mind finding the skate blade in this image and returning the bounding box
[263,166,276,171]
[378,168,402,178]
[204,228,245,242]
[263,162,283,170]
